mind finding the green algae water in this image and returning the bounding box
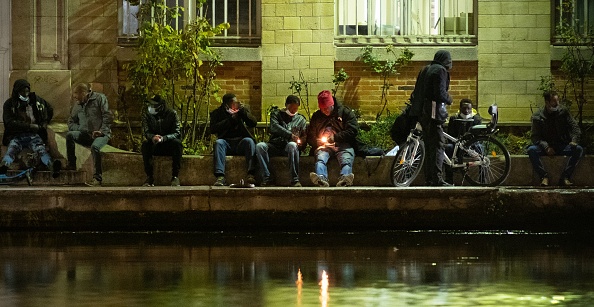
[1,231,594,306]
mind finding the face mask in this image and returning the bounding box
[19,95,29,102]
[226,107,239,115]
[548,106,559,112]
[285,109,297,117]
[148,106,158,115]
[461,113,472,119]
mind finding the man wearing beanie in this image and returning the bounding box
[255,95,307,187]
[306,90,359,187]
[1,79,61,178]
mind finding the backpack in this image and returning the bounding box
[390,104,417,145]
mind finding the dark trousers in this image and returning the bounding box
[421,117,445,185]
[526,144,583,180]
[141,139,183,178]
[66,131,109,181]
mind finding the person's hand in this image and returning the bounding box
[152,135,163,144]
[327,135,335,144]
[569,141,578,147]
[546,147,555,156]
[291,134,300,142]
[92,131,104,139]
[29,124,39,132]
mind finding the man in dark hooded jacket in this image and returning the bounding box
[210,93,258,186]
[1,79,60,178]
[410,50,454,186]
[306,90,358,187]
[141,95,182,187]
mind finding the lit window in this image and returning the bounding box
[335,0,474,37]
[119,0,260,45]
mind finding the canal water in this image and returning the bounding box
[1,231,593,306]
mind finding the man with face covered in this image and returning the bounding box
[306,90,358,187]
[527,91,582,186]
[141,95,182,187]
[210,92,258,186]
[1,79,60,178]
[67,83,112,186]
[410,50,454,186]
[255,95,307,187]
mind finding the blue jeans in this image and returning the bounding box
[213,137,256,177]
[527,144,583,179]
[2,133,52,168]
[67,131,109,181]
[255,141,300,183]
[313,144,355,179]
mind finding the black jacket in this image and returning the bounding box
[410,50,453,122]
[2,79,53,146]
[306,102,358,149]
[267,107,307,149]
[531,107,580,149]
[210,103,257,140]
[142,107,181,142]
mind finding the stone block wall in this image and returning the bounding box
[477,0,551,123]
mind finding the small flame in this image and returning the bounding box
[321,136,328,143]
[296,269,303,306]
[297,138,301,144]
[491,150,496,157]
[319,270,329,306]
[296,269,303,285]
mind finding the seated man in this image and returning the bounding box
[306,90,358,187]
[527,91,582,186]
[444,98,482,183]
[210,93,257,186]
[67,83,112,186]
[141,95,182,187]
[1,79,60,178]
[255,95,307,187]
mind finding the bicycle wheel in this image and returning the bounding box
[390,140,425,187]
[462,136,511,186]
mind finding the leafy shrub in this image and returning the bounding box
[357,111,399,151]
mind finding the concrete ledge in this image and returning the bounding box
[102,151,594,187]
[0,186,593,231]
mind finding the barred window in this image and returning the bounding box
[554,0,594,38]
[119,0,260,45]
[335,0,475,44]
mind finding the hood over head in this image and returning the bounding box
[12,79,31,100]
[432,50,452,70]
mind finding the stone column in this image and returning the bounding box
[261,0,335,119]
[477,0,551,122]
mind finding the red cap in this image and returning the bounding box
[317,90,334,109]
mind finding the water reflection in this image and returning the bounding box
[1,232,594,306]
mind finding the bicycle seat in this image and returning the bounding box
[468,124,490,135]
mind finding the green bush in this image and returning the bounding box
[357,111,399,152]
[495,131,531,155]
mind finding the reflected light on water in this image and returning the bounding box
[296,268,303,306]
[319,270,329,307]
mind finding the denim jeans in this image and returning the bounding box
[255,141,300,183]
[67,131,109,181]
[213,137,256,177]
[141,138,183,178]
[527,144,583,179]
[2,133,52,168]
[313,144,355,179]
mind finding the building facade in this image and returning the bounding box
[2,0,593,125]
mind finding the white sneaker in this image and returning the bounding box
[309,172,329,187]
[336,173,354,187]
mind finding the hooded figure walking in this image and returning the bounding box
[409,50,454,186]
[1,79,60,178]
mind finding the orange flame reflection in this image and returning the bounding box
[296,269,303,306]
[319,270,329,306]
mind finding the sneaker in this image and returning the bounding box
[213,176,226,186]
[64,163,77,171]
[245,174,257,185]
[260,179,275,187]
[171,176,180,186]
[540,177,549,187]
[142,177,154,187]
[51,160,62,179]
[559,177,573,186]
[434,179,454,187]
[310,172,329,187]
[290,181,302,187]
[85,178,102,187]
[336,174,355,187]
[0,165,8,175]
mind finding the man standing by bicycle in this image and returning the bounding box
[527,91,582,186]
[410,50,454,186]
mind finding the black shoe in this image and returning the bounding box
[142,176,154,187]
[245,174,257,185]
[171,177,180,186]
[434,179,454,187]
[0,165,8,175]
[51,160,62,179]
[213,176,226,186]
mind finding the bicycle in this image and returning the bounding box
[390,105,511,187]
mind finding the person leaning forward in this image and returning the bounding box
[527,91,582,187]
[255,95,307,187]
[141,95,182,187]
[306,90,359,187]
[210,93,257,186]
[66,83,112,187]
